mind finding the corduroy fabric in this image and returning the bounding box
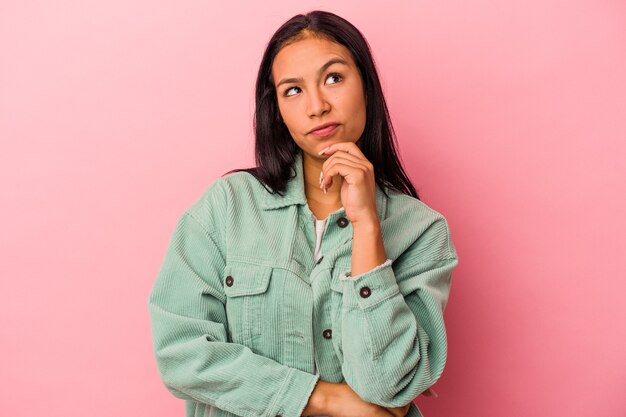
[148,149,459,417]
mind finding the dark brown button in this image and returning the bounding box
[322,329,332,339]
[359,286,371,298]
[225,276,234,287]
[316,255,324,265]
[336,216,349,228]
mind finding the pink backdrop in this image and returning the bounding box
[1,1,624,416]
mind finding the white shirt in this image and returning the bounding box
[311,216,329,417]
[313,216,327,266]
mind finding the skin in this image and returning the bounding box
[272,35,367,221]
[271,34,436,417]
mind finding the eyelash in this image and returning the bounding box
[282,72,343,97]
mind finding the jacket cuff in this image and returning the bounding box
[271,368,320,417]
[338,259,400,309]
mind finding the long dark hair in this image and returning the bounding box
[226,10,419,200]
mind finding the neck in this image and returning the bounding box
[302,151,343,207]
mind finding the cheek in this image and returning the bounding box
[276,105,304,140]
[280,112,298,133]
[345,82,366,116]
[346,93,366,126]
[276,99,286,119]
[277,100,298,124]
[348,96,367,138]
[276,104,291,127]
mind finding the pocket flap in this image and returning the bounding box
[224,262,272,297]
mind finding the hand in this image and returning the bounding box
[383,388,439,417]
[385,402,412,417]
[422,387,438,398]
[304,382,412,417]
[318,142,377,225]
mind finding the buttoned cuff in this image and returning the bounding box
[338,259,400,309]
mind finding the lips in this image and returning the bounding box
[309,122,339,136]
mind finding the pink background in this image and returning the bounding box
[1,1,625,416]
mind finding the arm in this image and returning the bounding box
[338,216,458,407]
[148,186,319,417]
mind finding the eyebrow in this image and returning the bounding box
[275,58,349,88]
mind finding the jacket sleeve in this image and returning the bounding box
[337,216,458,407]
[148,184,319,417]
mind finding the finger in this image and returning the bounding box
[422,387,438,398]
[321,159,368,189]
[385,409,402,417]
[322,149,372,172]
[384,406,408,417]
[392,404,412,415]
[321,153,372,189]
[322,154,368,179]
[318,141,366,160]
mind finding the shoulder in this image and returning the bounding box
[384,188,445,221]
[382,188,457,261]
[185,170,268,229]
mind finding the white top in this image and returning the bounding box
[311,216,329,417]
[313,216,327,265]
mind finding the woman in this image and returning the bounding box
[148,10,458,417]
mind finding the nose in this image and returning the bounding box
[306,87,331,118]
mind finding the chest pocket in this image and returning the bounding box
[223,261,272,346]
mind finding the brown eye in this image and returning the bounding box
[326,73,343,85]
[284,86,300,97]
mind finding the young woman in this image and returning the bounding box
[149,10,458,417]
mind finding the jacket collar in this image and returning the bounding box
[260,149,388,220]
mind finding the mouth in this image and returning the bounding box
[309,123,339,137]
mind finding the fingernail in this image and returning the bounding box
[318,146,330,155]
[319,171,324,186]
[323,186,327,194]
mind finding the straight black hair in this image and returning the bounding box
[226,10,419,200]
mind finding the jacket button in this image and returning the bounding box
[316,255,324,265]
[336,216,349,228]
[225,276,234,287]
[359,286,371,298]
[322,329,332,339]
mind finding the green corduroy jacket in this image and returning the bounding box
[148,149,459,417]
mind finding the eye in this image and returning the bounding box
[284,86,301,97]
[326,72,343,85]
[282,73,343,97]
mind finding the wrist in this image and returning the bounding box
[351,215,381,233]
[303,381,332,415]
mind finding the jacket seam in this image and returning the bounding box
[184,211,226,262]
[442,218,454,258]
[404,256,458,269]
[266,367,295,417]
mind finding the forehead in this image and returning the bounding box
[272,37,354,77]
